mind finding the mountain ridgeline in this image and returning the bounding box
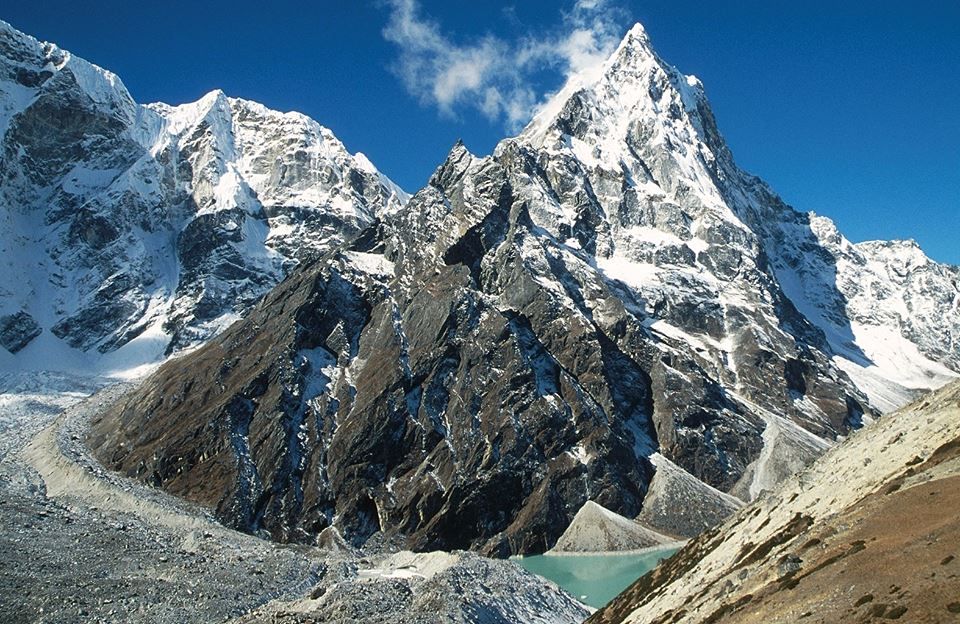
[2,21,956,556]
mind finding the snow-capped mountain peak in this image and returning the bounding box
[508,21,958,411]
[515,22,743,253]
[0,21,407,375]
[523,21,706,153]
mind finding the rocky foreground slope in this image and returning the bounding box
[0,20,406,372]
[590,379,960,623]
[88,23,959,556]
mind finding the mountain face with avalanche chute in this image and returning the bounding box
[2,20,956,556]
[0,20,406,374]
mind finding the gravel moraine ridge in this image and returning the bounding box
[0,377,589,624]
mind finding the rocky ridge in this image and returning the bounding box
[88,22,959,557]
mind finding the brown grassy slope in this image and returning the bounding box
[590,381,960,624]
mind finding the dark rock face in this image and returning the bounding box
[90,140,866,555]
[89,225,660,555]
[0,311,41,353]
[82,21,958,557]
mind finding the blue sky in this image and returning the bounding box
[4,0,958,263]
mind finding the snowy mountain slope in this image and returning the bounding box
[512,22,958,411]
[0,20,407,375]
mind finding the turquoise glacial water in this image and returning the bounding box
[514,547,680,609]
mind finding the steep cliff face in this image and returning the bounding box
[88,23,958,555]
[0,20,406,372]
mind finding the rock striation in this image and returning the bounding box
[0,311,41,353]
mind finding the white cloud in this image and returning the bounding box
[382,0,627,130]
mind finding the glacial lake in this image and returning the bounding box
[514,547,680,608]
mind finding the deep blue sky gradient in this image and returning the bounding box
[4,1,958,263]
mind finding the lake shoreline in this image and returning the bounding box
[539,540,688,557]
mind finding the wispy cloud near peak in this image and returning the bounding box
[382,0,627,130]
